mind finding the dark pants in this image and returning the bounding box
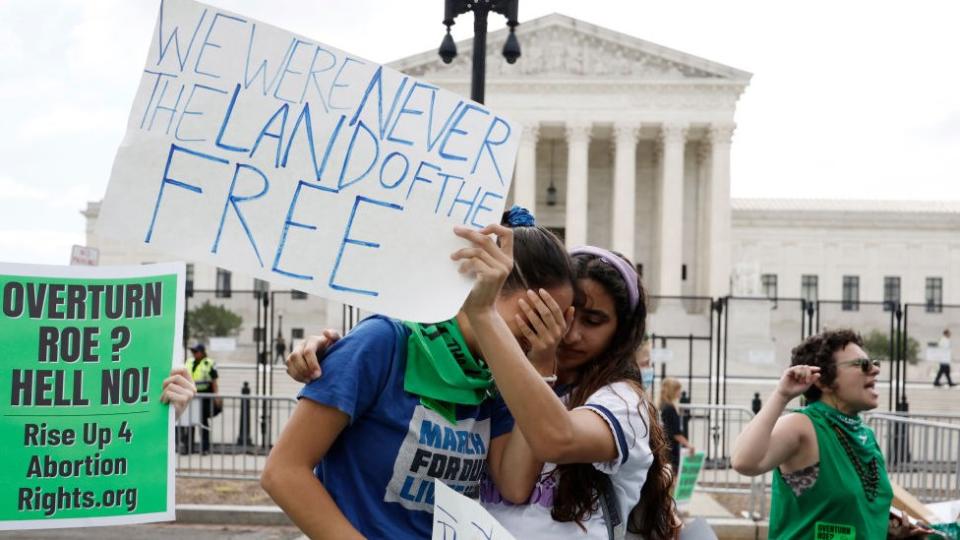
[935,363,954,386]
[178,398,213,453]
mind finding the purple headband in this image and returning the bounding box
[569,246,640,311]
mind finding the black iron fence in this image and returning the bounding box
[178,287,958,416]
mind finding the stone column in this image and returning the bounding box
[611,123,640,260]
[513,124,539,212]
[706,123,735,297]
[656,123,687,296]
[695,142,711,298]
[564,122,592,248]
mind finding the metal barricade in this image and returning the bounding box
[677,403,768,518]
[674,405,960,517]
[877,411,960,427]
[174,393,298,480]
[865,412,960,503]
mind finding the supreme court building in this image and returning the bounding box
[392,13,751,300]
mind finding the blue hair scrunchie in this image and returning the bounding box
[505,205,536,227]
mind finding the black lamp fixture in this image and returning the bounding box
[439,0,521,104]
[546,139,558,206]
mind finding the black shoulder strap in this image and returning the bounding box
[598,472,624,540]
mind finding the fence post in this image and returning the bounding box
[891,400,911,467]
[237,381,253,447]
[687,333,694,402]
[898,305,909,411]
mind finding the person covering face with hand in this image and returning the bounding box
[288,214,681,539]
[261,207,577,540]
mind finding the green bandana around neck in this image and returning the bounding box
[807,400,881,465]
[403,318,494,424]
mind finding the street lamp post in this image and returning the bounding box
[439,0,521,104]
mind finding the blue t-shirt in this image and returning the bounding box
[298,315,514,540]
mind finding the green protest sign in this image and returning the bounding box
[0,262,184,530]
[673,452,705,503]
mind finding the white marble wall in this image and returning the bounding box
[733,218,960,305]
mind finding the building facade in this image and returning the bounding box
[733,199,960,307]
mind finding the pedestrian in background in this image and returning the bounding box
[659,377,693,474]
[934,328,954,387]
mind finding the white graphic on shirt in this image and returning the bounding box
[384,405,491,512]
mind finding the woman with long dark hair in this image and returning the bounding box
[287,212,679,539]
[465,243,679,539]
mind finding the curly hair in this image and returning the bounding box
[790,328,864,402]
[550,252,680,539]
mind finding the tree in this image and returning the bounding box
[187,301,243,341]
[862,329,920,364]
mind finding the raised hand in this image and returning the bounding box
[451,224,514,315]
[516,288,574,376]
[776,365,821,401]
[286,329,341,383]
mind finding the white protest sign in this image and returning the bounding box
[70,245,100,266]
[432,481,516,540]
[98,0,520,323]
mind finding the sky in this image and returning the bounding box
[1,0,959,265]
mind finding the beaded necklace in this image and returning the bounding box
[807,400,882,502]
[830,423,881,501]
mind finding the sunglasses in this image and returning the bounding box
[837,358,881,373]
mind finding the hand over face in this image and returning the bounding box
[515,288,574,374]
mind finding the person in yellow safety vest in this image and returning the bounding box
[180,343,219,454]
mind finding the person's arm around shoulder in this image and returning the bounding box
[731,365,820,476]
[286,329,343,383]
[261,400,362,539]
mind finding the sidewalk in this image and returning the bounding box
[173,491,765,539]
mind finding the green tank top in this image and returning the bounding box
[768,401,892,539]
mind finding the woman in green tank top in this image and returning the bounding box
[730,329,933,539]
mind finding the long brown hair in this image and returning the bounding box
[550,252,680,539]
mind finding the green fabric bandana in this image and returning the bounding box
[806,400,881,466]
[403,318,494,424]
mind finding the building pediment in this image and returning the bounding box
[390,13,751,83]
